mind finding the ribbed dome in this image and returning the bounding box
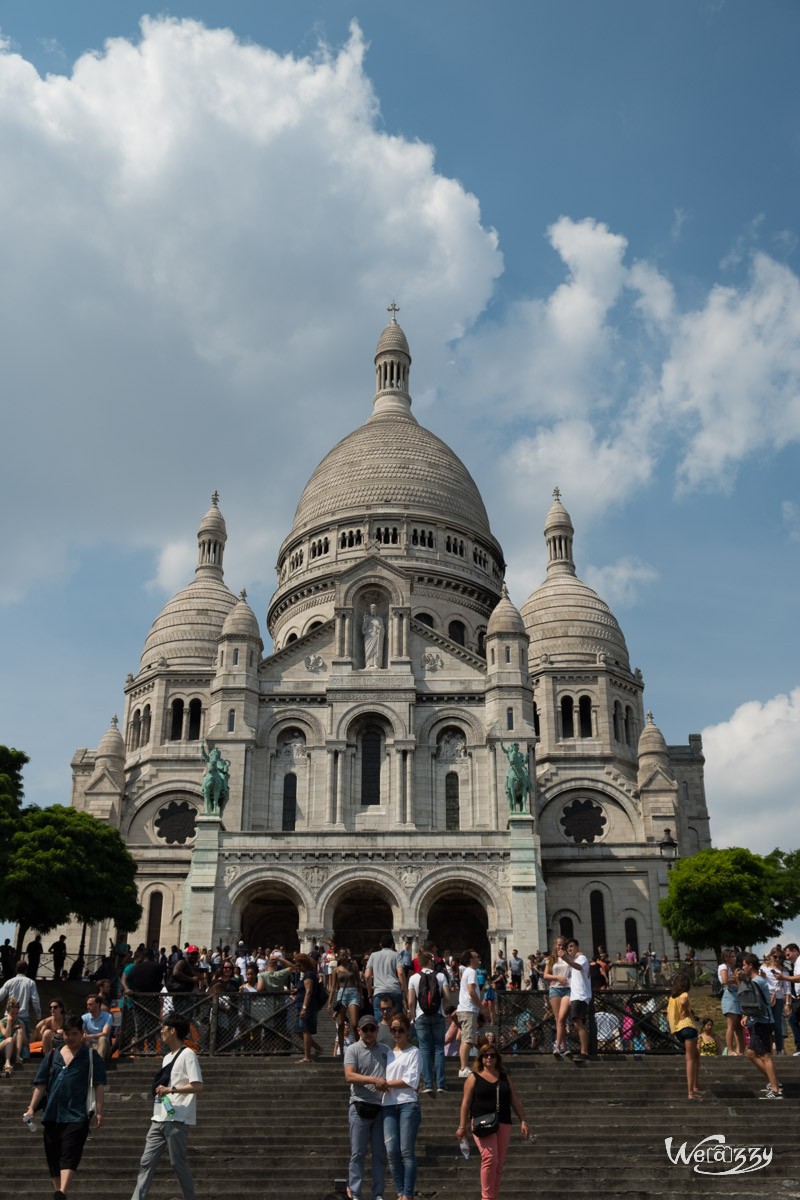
[222,591,261,640]
[521,574,630,669]
[375,319,410,358]
[141,577,237,670]
[290,413,492,539]
[487,584,526,637]
[96,716,125,761]
[638,711,668,758]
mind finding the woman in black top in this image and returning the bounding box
[456,1045,528,1200]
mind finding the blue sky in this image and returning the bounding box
[1,1,799,944]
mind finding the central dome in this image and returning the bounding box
[290,411,492,540]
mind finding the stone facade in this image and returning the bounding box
[69,315,711,962]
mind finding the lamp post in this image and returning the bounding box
[659,828,680,961]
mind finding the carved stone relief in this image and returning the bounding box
[305,654,326,674]
[421,651,444,673]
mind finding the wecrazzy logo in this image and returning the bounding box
[665,1135,772,1175]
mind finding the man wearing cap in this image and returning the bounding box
[343,1014,389,1200]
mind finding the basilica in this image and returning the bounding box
[70,313,711,962]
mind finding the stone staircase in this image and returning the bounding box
[3,1055,800,1198]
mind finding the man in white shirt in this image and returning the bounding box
[407,950,451,1093]
[0,960,41,1043]
[130,1014,203,1200]
[561,938,591,1060]
[456,949,482,1078]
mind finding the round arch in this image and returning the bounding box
[413,870,511,932]
[336,702,406,742]
[228,875,311,952]
[342,572,404,608]
[259,710,326,749]
[122,785,202,843]
[318,871,405,944]
[415,706,485,748]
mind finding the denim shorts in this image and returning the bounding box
[549,985,570,999]
[336,987,360,1009]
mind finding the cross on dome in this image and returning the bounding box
[240,588,247,601]
[387,301,400,322]
[553,485,561,502]
[211,490,220,507]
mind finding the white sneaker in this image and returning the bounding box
[458,1067,472,1078]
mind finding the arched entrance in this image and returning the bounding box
[332,884,394,957]
[241,889,300,952]
[426,892,490,963]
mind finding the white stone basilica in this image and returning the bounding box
[70,314,711,962]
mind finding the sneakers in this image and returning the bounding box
[574,1053,589,1062]
[761,1083,783,1095]
[422,1086,433,1094]
[552,1048,563,1060]
[761,1088,783,1100]
[563,1048,573,1060]
[458,1067,472,1078]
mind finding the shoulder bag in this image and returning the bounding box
[86,1046,96,1118]
[471,1081,501,1138]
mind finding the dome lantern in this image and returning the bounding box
[196,491,227,580]
[372,302,413,418]
[544,486,575,577]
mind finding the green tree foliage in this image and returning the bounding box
[0,801,142,956]
[659,846,800,955]
[0,746,30,885]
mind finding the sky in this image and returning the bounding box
[1,1,799,944]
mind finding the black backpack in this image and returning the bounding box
[738,978,769,1021]
[417,971,442,1015]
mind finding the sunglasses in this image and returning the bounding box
[483,1053,497,1060]
[390,1026,406,1034]
[361,1025,378,1032]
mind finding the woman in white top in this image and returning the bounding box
[542,938,570,1059]
[382,1013,422,1200]
[761,949,791,1055]
[717,950,744,1055]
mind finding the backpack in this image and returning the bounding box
[710,972,724,998]
[738,977,769,1021]
[417,971,442,1015]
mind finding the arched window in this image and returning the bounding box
[416,612,434,627]
[624,705,634,747]
[286,633,298,644]
[559,915,574,940]
[282,773,297,832]
[506,708,514,731]
[477,629,486,657]
[490,647,495,665]
[504,646,511,664]
[561,696,574,739]
[578,695,592,738]
[187,699,202,742]
[309,621,323,631]
[445,772,459,831]
[170,699,184,742]
[233,649,239,666]
[227,709,235,733]
[624,917,639,957]
[533,702,540,737]
[361,729,382,807]
[141,704,151,746]
[130,709,141,750]
[146,891,163,950]
[613,701,621,742]
[590,889,607,957]
[448,620,466,646]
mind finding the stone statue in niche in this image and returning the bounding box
[362,603,385,669]
[499,739,532,813]
[278,738,306,765]
[436,731,467,762]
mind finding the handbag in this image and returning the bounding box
[471,1082,500,1138]
[151,1046,185,1097]
[354,1100,383,1120]
[86,1046,96,1118]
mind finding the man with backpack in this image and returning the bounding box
[738,953,782,1100]
[407,950,450,1094]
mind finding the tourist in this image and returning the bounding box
[344,1014,389,1200]
[1,998,27,1075]
[560,938,591,1061]
[760,949,790,1055]
[444,1006,461,1057]
[717,949,744,1055]
[382,1013,422,1200]
[0,959,41,1044]
[699,1018,724,1056]
[24,1013,106,1199]
[738,953,782,1100]
[456,950,482,1079]
[667,972,701,1099]
[542,938,570,1059]
[38,999,67,1057]
[295,952,323,1063]
[775,943,800,1053]
[81,994,112,1062]
[508,950,523,992]
[330,950,364,1057]
[456,1043,529,1200]
[365,935,407,1024]
[407,949,450,1095]
[377,996,397,1047]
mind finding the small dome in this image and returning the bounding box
[96,716,125,761]
[375,314,410,359]
[222,590,261,641]
[638,710,668,759]
[521,574,630,669]
[199,491,226,537]
[141,576,237,670]
[544,487,574,536]
[487,584,526,637]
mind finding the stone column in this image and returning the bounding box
[405,749,415,827]
[335,751,345,827]
[326,749,336,824]
[344,613,352,659]
[393,749,404,824]
[489,744,499,829]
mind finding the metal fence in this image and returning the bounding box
[495,988,678,1055]
[118,992,301,1056]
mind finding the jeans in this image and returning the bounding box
[788,1007,800,1052]
[772,1008,785,1054]
[130,1121,195,1200]
[373,992,403,1023]
[348,1103,386,1200]
[415,1013,446,1090]
[383,1102,421,1198]
[473,1123,511,1200]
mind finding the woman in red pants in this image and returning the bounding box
[456,1044,529,1200]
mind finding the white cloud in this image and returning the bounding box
[702,688,800,852]
[0,17,502,603]
[670,207,690,243]
[146,541,196,595]
[584,557,659,608]
[782,500,800,542]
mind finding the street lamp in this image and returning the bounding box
[659,828,680,962]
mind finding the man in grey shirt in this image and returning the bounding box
[365,934,407,1022]
[344,1014,389,1200]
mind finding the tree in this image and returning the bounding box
[0,804,142,956]
[659,846,800,957]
